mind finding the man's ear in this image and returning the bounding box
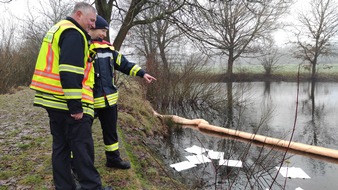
[75,10,82,20]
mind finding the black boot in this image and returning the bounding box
[106,158,131,169]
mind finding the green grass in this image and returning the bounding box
[19,174,43,185]
[0,85,178,190]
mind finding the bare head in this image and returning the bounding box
[70,2,97,32]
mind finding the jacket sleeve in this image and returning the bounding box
[112,50,145,77]
[58,29,85,114]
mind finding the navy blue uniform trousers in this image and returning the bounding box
[96,105,120,162]
[47,109,102,190]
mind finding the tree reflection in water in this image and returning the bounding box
[152,81,295,189]
[151,81,338,189]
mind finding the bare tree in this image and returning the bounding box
[293,0,338,80]
[95,0,114,42]
[0,20,16,93]
[257,39,283,76]
[130,2,184,72]
[174,0,292,80]
[96,0,187,50]
[22,0,73,46]
[0,0,74,92]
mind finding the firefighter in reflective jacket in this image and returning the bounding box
[29,3,106,190]
[89,15,156,169]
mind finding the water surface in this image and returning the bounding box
[157,82,338,189]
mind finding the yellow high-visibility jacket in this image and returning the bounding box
[30,19,95,117]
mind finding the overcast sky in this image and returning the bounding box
[1,0,309,45]
[1,0,39,18]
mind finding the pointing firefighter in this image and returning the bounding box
[88,15,156,169]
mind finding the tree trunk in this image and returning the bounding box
[311,61,317,80]
[227,50,234,81]
[112,0,145,50]
[95,0,113,42]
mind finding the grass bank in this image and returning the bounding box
[0,80,186,190]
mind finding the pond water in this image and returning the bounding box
[155,82,338,190]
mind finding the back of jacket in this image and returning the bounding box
[31,18,95,117]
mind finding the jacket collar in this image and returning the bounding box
[66,17,91,40]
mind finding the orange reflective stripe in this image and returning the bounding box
[83,85,91,91]
[34,69,60,80]
[83,60,91,82]
[31,80,63,94]
[82,85,93,103]
[46,43,54,72]
[82,93,94,102]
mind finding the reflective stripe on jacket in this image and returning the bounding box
[30,20,95,116]
[90,40,145,109]
[33,91,95,117]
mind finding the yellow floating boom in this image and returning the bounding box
[154,111,338,160]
